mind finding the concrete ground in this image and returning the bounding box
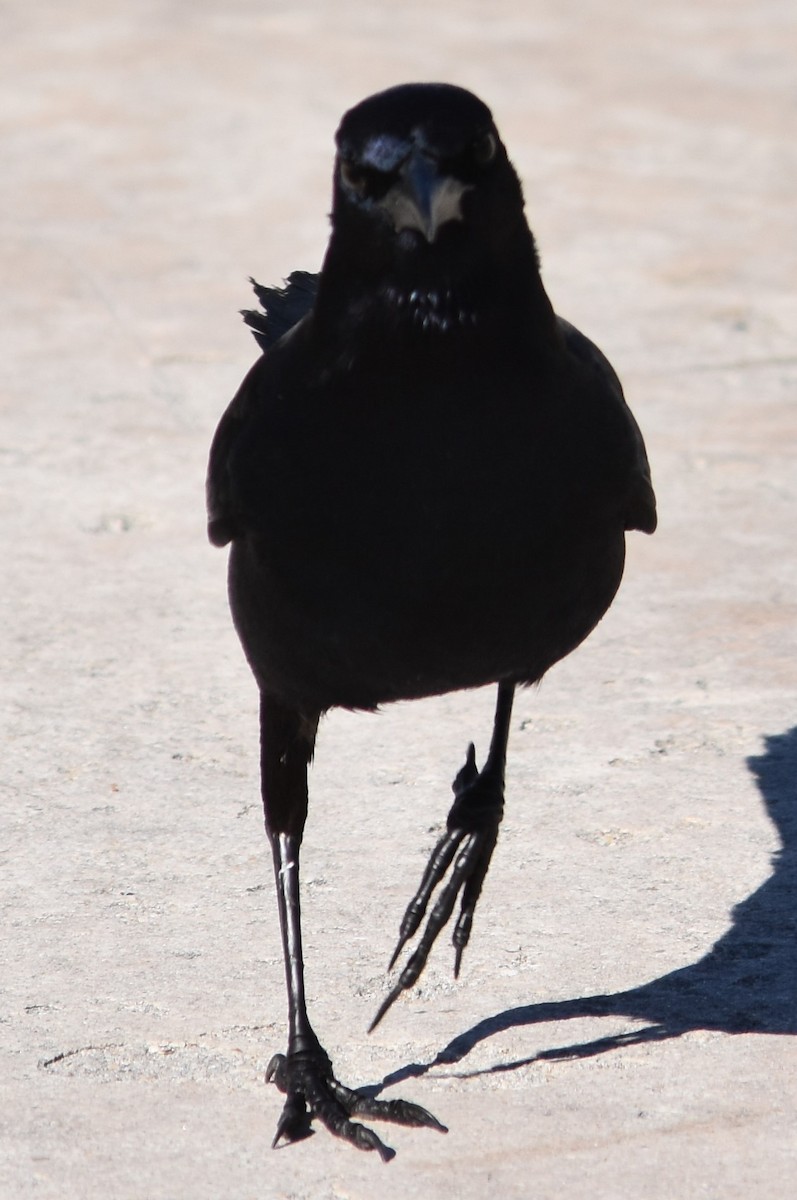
[1,1,795,1196]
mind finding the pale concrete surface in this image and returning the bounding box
[1,1,795,1196]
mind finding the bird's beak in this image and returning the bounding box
[380,151,472,243]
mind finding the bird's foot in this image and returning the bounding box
[371,742,504,1029]
[266,1040,446,1161]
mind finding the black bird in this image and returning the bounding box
[207,82,656,1160]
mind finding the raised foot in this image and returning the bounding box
[266,1048,446,1161]
[371,741,505,1031]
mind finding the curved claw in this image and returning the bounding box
[369,980,405,1032]
[363,1098,445,1133]
[452,825,498,976]
[350,1124,395,1162]
[374,737,506,1026]
[385,741,485,975]
[453,941,465,981]
[386,829,462,971]
[265,1051,286,1087]
[271,1094,312,1148]
[327,1078,446,1134]
[266,1045,442,1159]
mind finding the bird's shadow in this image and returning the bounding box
[371,726,797,1092]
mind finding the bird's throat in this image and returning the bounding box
[383,284,478,334]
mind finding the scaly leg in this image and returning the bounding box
[259,695,446,1159]
[371,683,515,1030]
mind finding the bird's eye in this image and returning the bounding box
[339,159,370,195]
[472,132,498,167]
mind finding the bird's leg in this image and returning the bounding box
[259,694,446,1160]
[371,682,515,1030]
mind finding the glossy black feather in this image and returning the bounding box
[242,271,319,352]
[205,83,658,1155]
[207,82,656,706]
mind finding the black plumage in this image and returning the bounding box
[207,82,656,1159]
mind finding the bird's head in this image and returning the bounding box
[323,83,536,334]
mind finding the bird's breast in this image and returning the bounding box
[228,363,627,710]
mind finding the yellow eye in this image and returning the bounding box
[473,131,497,166]
[340,159,368,194]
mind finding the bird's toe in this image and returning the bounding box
[266,1044,442,1159]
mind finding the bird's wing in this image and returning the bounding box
[206,358,261,547]
[242,270,319,351]
[207,273,319,547]
[557,316,657,535]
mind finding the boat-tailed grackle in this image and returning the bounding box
[207,82,657,1159]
